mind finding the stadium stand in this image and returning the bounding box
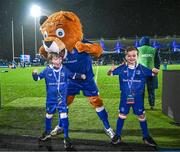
[0,60,8,68]
[91,37,180,65]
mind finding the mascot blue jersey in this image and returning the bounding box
[112,64,153,95]
[63,40,94,81]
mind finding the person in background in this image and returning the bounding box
[137,36,160,110]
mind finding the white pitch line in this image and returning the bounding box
[95,65,99,83]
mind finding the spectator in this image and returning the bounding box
[137,36,160,110]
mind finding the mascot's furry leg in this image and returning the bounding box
[52,95,114,139]
[87,96,115,139]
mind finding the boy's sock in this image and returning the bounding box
[96,107,110,129]
[61,117,69,138]
[116,117,125,137]
[58,115,63,128]
[45,115,53,133]
[140,120,149,138]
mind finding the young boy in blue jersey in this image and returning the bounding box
[107,47,159,146]
[32,52,86,149]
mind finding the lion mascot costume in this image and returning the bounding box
[39,11,114,139]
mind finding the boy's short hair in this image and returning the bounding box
[47,52,61,61]
[125,46,139,55]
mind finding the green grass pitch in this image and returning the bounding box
[0,65,180,148]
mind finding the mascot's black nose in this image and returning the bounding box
[45,41,53,48]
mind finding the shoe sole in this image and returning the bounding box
[144,140,156,147]
[39,135,51,141]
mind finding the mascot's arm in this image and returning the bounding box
[75,41,103,58]
[39,45,48,59]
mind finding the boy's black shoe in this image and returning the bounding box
[150,106,154,110]
[39,131,51,141]
[63,137,73,150]
[111,135,121,145]
[143,136,157,146]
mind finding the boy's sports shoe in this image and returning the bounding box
[143,136,157,146]
[111,135,121,145]
[104,127,115,139]
[39,131,51,141]
[63,137,73,150]
[150,106,154,110]
[50,125,63,136]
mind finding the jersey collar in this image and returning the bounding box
[49,64,63,72]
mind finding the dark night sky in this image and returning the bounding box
[0,0,180,60]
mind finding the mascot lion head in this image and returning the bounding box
[39,11,83,59]
[39,11,102,59]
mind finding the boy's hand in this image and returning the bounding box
[152,68,159,74]
[107,70,112,76]
[81,74,86,80]
[33,69,38,74]
[107,64,115,76]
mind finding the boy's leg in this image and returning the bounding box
[138,114,149,138]
[60,112,73,149]
[138,114,157,146]
[111,113,127,145]
[116,113,127,137]
[112,100,130,145]
[39,103,57,141]
[45,103,57,132]
[45,113,53,133]
[133,95,150,138]
[133,97,157,146]
[51,96,75,136]
[116,98,130,137]
[57,94,73,150]
[60,113,69,138]
[39,113,53,141]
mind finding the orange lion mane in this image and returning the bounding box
[39,11,103,59]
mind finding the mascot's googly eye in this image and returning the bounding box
[56,28,65,38]
[43,31,48,39]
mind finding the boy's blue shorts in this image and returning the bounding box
[67,79,99,96]
[119,92,145,116]
[46,100,67,114]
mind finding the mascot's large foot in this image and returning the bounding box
[104,127,115,139]
[50,125,64,136]
[39,131,51,141]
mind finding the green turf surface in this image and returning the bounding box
[0,65,180,148]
